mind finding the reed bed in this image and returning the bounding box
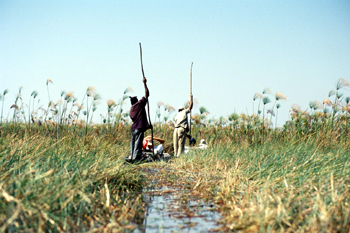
[1,117,349,232]
[1,78,349,232]
[147,137,349,232]
[0,124,144,232]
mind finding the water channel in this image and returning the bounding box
[132,168,224,233]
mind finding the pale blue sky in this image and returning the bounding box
[1,1,350,126]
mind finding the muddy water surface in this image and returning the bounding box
[133,168,223,232]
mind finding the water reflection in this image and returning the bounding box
[133,186,222,233]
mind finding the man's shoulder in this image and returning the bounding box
[140,96,147,104]
[133,97,146,107]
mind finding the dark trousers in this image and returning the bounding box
[130,129,144,160]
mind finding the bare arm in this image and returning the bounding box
[143,77,149,98]
[189,94,193,111]
[145,135,165,144]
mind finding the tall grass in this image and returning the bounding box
[0,124,144,232]
[1,115,349,232]
[1,78,349,232]
[148,135,349,232]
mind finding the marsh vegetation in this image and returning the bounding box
[0,78,349,232]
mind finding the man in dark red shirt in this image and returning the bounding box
[129,77,150,162]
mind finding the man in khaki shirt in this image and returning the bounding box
[173,94,193,157]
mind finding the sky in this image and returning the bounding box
[1,1,350,127]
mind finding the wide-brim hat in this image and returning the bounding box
[199,139,206,145]
[178,106,185,112]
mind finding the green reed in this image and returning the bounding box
[0,124,144,232]
[150,132,349,232]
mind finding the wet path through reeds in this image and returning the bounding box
[133,168,223,232]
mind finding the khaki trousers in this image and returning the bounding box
[173,127,186,157]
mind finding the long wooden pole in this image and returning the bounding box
[139,43,154,158]
[189,62,193,136]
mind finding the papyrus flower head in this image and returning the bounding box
[323,99,332,106]
[291,104,301,113]
[157,101,164,108]
[87,86,96,97]
[267,109,275,116]
[262,87,271,95]
[124,87,133,94]
[336,78,350,90]
[275,92,287,101]
[253,92,263,101]
[107,99,117,107]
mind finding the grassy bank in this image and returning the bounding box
[1,122,349,232]
[143,129,350,232]
[0,124,144,232]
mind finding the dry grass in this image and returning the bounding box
[1,111,349,232]
[141,136,350,232]
[0,124,145,232]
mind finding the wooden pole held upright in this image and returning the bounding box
[189,62,193,136]
[139,43,154,158]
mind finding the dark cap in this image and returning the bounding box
[129,96,138,105]
[189,137,196,146]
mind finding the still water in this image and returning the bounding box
[132,176,223,232]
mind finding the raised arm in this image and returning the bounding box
[143,77,149,98]
[189,94,193,111]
